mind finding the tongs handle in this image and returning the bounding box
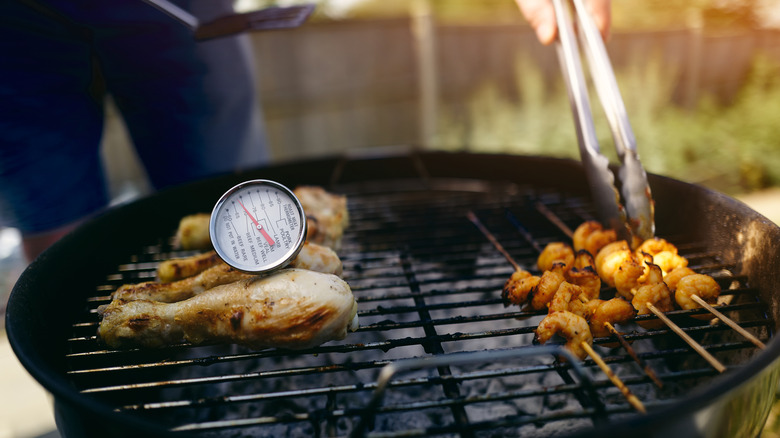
[552,0,655,241]
[142,0,315,41]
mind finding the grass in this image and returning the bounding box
[433,52,780,197]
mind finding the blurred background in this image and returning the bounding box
[3,0,780,437]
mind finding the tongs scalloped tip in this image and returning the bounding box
[619,155,655,241]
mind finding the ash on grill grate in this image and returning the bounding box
[64,178,772,437]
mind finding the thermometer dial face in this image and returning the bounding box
[209,180,307,274]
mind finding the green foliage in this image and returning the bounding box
[433,53,780,195]
[613,0,760,30]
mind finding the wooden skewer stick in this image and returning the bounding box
[603,322,664,388]
[535,202,574,238]
[646,302,727,373]
[690,294,766,350]
[574,294,664,388]
[580,341,647,414]
[467,211,523,272]
[469,211,660,400]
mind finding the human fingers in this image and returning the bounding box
[515,0,612,45]
[584,0,611,42]
[515,0,557,45]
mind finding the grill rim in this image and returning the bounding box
[6,150,780,437]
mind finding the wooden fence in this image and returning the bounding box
[100,18,780,199]
[249,18,780,161]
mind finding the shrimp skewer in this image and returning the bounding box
[535,310,593,360]
[502,270,541,307]
[550,282,664,390]
[572,220,618,257]
[673,272,765,350]
[550,285,664,390]
[469,211,652,408]
[473,210,648,346]
[535,310,646,413]
[547,215,737,375]
[591,230,763,354]
[537,242,575,272]
[674,274,721,319]
[640,250,764,350]
[624,261,727,372]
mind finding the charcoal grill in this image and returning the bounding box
[6,151,780,438]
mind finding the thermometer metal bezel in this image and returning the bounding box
[209,179,307,274]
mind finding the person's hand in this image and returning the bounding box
[515,0,611,45]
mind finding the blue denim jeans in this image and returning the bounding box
[0,0,268,234]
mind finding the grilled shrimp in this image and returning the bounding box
[502,270,541,306]
[572,221,617,257]
[613,254,646,300]
[566,266,601,300]
[538,242,575,272]
[664,267,696,292]
[571,249,597,271]
[566,250,601,300]
[590,297,636,338]
[573,221,601,252]
[652,251,689,275]
[635,237,688,275]
[595,241,633,287]
[535,310,593,360]
[569,297,603,320]
[595,240,629,268]
[548,282,586,313]
[531,262,567,311]
[636,237,678,257]
[675,274,721,319]
[632,282,674,329]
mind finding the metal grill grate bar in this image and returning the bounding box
[61,178,772,436]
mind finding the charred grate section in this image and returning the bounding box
[64,177,773,437]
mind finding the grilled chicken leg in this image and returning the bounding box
[157,251,222,283]
[294,186,349,251]
[98,269,358,350]
[114,242,343,303]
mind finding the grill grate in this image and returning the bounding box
[64,177,772,437]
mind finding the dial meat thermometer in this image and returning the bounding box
[209,179,307,274]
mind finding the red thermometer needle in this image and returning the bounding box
[238,199,275,246]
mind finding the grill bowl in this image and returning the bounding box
[6,151,780,437]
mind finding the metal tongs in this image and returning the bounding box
[142,0,315,41]
[552,0,654,242]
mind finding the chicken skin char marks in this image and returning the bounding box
[114,242,343,303]
[98,269,359,350]
[158,250,221,282]
[100,186,352,350]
